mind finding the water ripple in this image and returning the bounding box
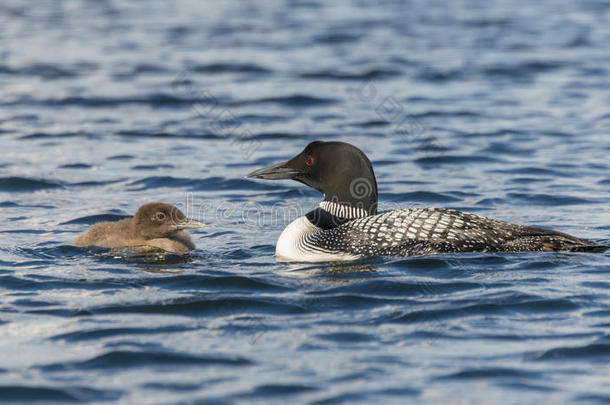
[38,350,253,371]
[0,177,63,192]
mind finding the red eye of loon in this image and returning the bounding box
[305,156,314,166]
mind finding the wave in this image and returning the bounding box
[38,350,253,371]
[191,62,271,74]
[230,95,338,107]
[298,68,401,80]
[0,177,63,192]
[0,385,121,402]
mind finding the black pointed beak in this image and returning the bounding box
[246,160,301,180]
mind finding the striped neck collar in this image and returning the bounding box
[319,201,369,219]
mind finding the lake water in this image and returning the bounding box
[1,0,610,403]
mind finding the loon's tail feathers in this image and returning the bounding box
[569,244,609,253]
[502,225,606,253]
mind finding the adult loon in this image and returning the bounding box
[247,141,604,262]
[74,202,205,254]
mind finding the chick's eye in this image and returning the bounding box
[305,156,314,166]
[155,212,166,221]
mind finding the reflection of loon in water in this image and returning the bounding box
[248,141,606,262]
[74,202,205,254]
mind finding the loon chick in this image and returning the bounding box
[247,141,604,262]
[74,202,205,254]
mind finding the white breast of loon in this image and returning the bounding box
[276,215,360,262]
[277,200,406,262]
[276,201,365,261]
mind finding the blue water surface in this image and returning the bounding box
[1,0,610,403]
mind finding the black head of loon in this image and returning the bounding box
[247,141,378,216]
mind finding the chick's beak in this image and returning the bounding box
[171,219,206,231]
